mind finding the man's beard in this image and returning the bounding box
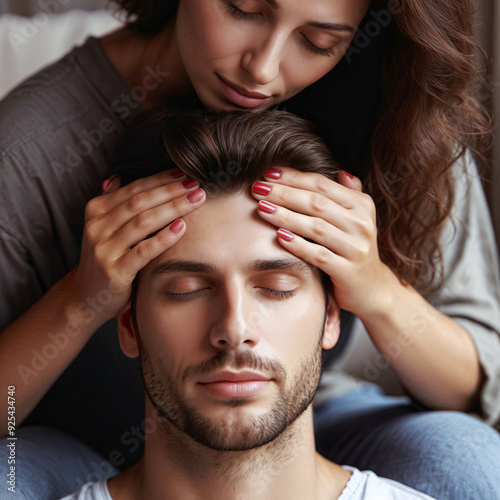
[139,333,324,452]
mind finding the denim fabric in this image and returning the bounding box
[0,426,119,500]
[314,384,500,500]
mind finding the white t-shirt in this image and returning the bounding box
[60,466,436,499]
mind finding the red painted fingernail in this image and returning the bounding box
[265,168,282,180]
[101,179,111,193]
[259,200,276,214]
[343,170,354,179]
[187,188,204,203]
[277,229,294,242]
[171,168,185,179]
[182,178,199,190]
[253,182,272,196]
[169,219,184,234]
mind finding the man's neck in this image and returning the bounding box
[99,22,194,109]
[108,410,351,500]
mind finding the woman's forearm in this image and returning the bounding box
[0,269,101,436]
[359,269,484,412]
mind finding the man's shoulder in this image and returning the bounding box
[339,467,436,500]
[60,480,111,500]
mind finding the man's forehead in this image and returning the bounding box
[145,190,317,278]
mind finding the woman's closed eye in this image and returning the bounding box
[226,1,262,21]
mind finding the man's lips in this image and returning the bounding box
[199,370,271,384]
[198,371,273,399]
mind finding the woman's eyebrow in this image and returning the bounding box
[304,21,356,33]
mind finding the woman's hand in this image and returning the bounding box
[251,167,397,320]
[69,169,206,325]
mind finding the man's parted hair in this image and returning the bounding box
[109,109,339,192]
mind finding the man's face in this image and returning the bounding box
[118,190,339,451]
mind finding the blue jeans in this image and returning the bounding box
[2,386,500,500]
[314,384,500,500]
[0,426,119,499]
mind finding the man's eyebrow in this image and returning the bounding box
[150,260,218,278]
[249,258,314,277]
[305,21,356,33]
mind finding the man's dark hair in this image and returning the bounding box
[108,108,339,318]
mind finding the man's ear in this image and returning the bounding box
[322,284,340,350]
[117,301,140,359]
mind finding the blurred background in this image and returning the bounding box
[0,0,499,251]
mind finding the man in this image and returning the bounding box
[62,109,435,499]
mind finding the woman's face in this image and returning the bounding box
[175,0,370,110]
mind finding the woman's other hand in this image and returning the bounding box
[70,169,206,326]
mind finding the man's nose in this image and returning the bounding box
[209,287,261,350]
[241,32,285,86]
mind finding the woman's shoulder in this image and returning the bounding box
[0,37,131,156]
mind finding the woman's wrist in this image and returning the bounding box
[57,268,110,336]
[352,264,404,325]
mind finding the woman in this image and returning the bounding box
[0,0,498,498]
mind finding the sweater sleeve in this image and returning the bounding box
[424,152,500,427]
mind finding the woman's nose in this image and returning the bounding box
[241,34,284,86]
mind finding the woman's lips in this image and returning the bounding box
[217,74,271,109]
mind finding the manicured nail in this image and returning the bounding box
[265,168,282,180]
[343,170,354,179]
[108,176,121,191]
[171,168,185,179]
[187,188,204,203]
[182,178,199,190]
[259,200,276,214]
[169,219,184,234]
[101,179,111,193]
[277,229,294,242]
[253,182,272,196]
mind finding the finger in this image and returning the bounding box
[111,188,206,251]
[259,167,358,209]
[274,228,342,280]
[102,175,121,194]
[252,182,356,234]
[338,170,363,192]
[257,200,354,258]
[97,169,187,214]
[95,178,201,239]
[117,218,188,278]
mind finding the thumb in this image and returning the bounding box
[338,170,363,192]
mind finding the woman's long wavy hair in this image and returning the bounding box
[111,0,492,293]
